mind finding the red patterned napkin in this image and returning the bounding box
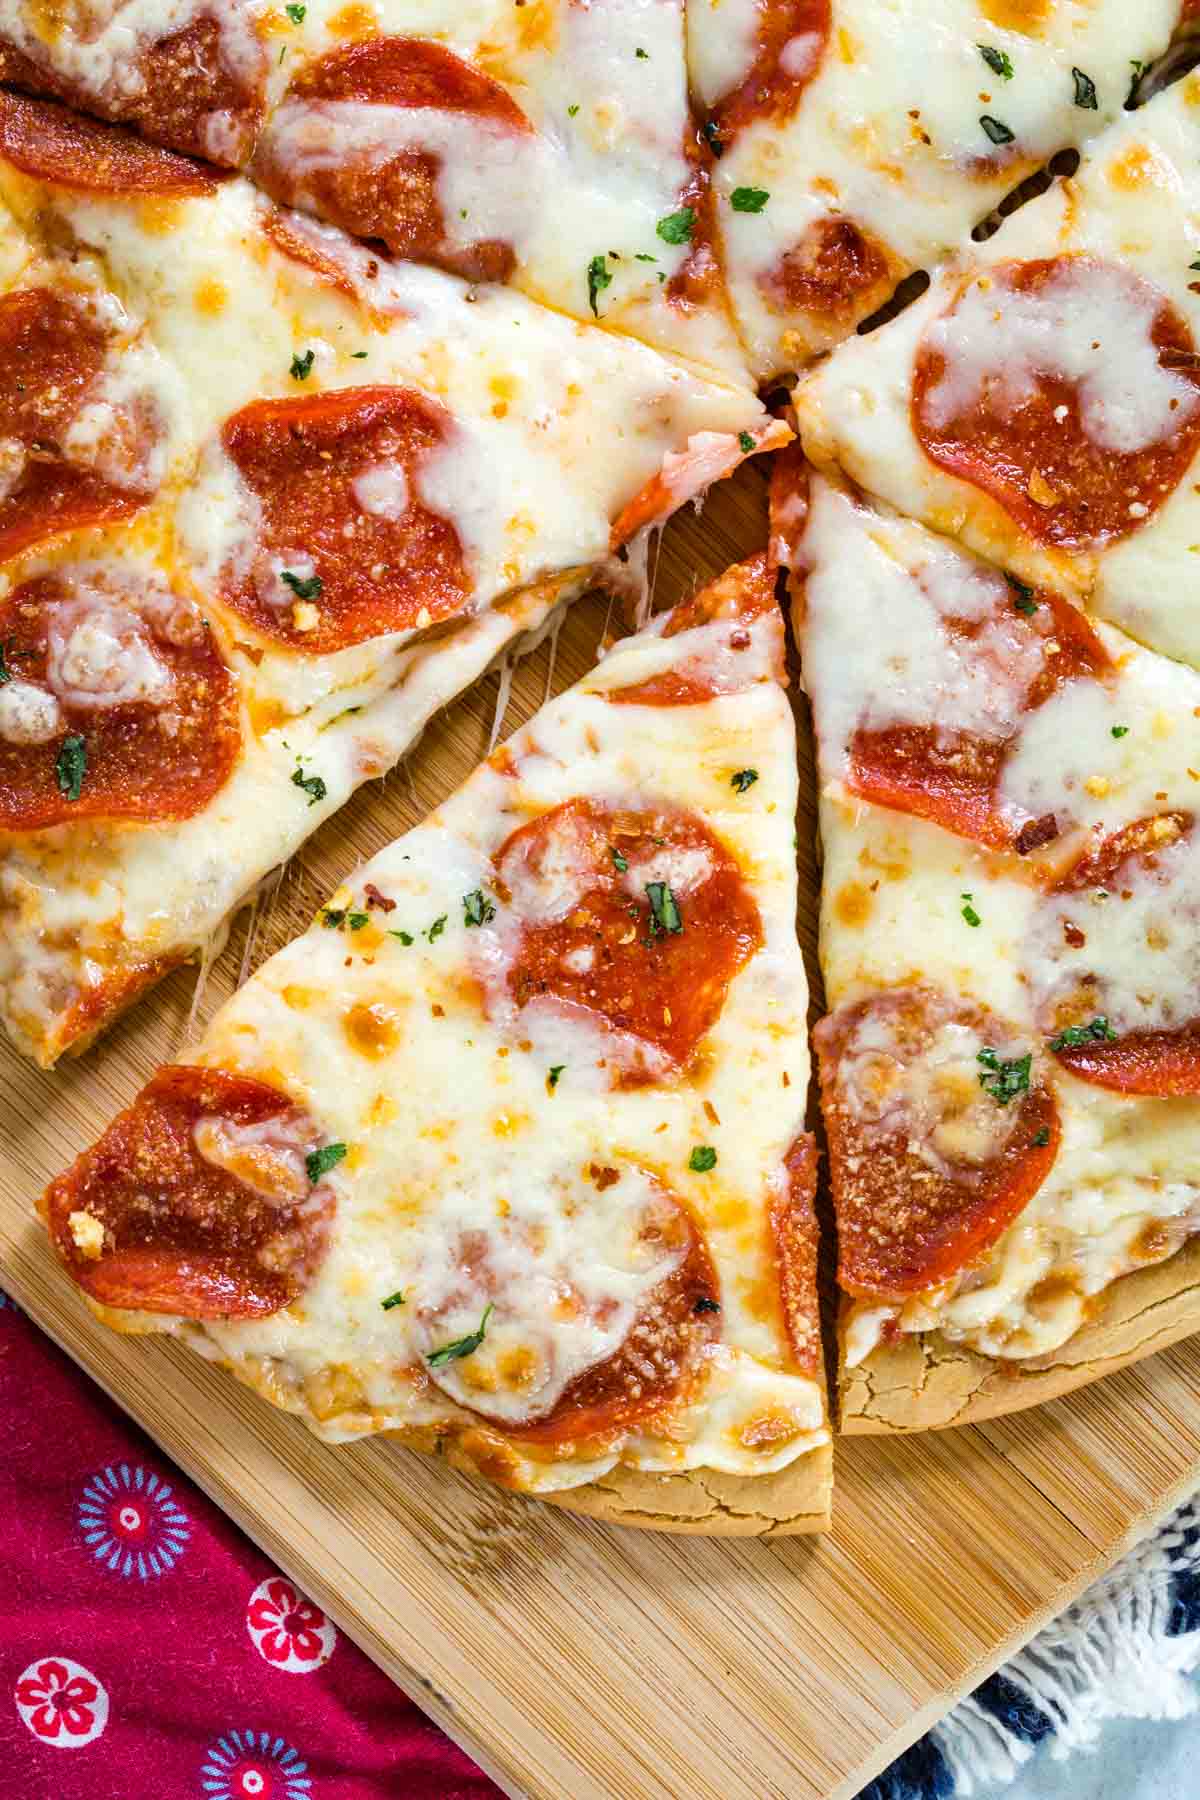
[0,1289,499,1798]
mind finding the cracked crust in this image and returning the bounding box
[841,1236,1200,1434]
[84,1296,833,1533]
[539,1441,833,1536]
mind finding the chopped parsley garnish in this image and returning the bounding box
[347,912,369,930]
[980,115,1015,146]
[281,570,322,601]
[321,907,346,929]
[1050,1016,1117,1051]
[291,761,327,806]
[1111,724,1130,739]
[730,768,758,793]
[645,880,683,938]
[977,1046,1032,1105]
[285,1,305,18]
[427,1303,494,1368]
[961,892,982,928]
[55,735,86,802]
[567,103,580,117]
[548,1064,565,1090]
[389,929,414,946]
[693,1295,721,1314]
[306,1141,346,1183]
[978,44,1013,81]
[0,637,31,686]
[656,207,695,245]
[703,119,723,157]
[1007,573,1037,615]
[462,888,496,927]
[381,1290,406,1310]
[635,252,657,263]
[689,1145,718,1173]
[730,186,769,213]
[290,349,314,381]
[610,846,629,872]
[424,913,447,943]
[738,431,755,453]
[635,46,648,58]
[1072,67,1098,110]
[587,252,612,316]
[1031,1128,1050,1148]
[351,349,368,359]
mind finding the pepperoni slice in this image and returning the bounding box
[505,1193,719,1448]
[758,216,896,329]
[913,257,1200,551]
[0,89,221,194]
[0,567,240,831]
[218,386,469,653]
[0,13,267,167]
[705,0,831,145]
[849,584,1111,850]
[607,553,779,706]
[486,798,762,1085]
[815,987,1060,1300]
[251,39,534,284]
[43,1066,337,1319]
[1041,811,1200,1095]
[770,1135,821,1378]
[0,286,165,563]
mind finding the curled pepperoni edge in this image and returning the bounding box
[0,88,222,193]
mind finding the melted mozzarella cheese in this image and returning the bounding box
[45,596,175,710]
[795,75,1200,674]
[921,262,1199,455]
[0,679,62,744]
[797,475,1200,1366]
[137,596,827,1490]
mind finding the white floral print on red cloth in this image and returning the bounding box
[14,1657,109,1749]
[246,1578,337,1675]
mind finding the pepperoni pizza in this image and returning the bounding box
[0,0,747,381]
[0,91,781,1067]
[686,0,1193,380]
[43,557,832,1533]
[775,456,1200,1432]
[794,73,1200,672]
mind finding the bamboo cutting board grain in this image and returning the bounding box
[3,460,1200,1800]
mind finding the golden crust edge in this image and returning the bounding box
[840,1235,1200,1435]
[81,1297,833,1535]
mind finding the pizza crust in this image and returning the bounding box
[540,1444,833,1537]
[841,1237,1200,1435]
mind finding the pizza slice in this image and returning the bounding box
[0,0,746,381]
[794,71,1200,672]
[775,454,1200,1433]
[686,0,1193,381]
[0,95,783,1067]
[42,555,832,1534]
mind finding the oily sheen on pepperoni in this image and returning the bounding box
[1045,811,1200,1095]
[0,89,221,193]
[43,1066,336,1319]
[0,13,266,166]
[758,216,896,328]
[0,287,163,563]
[607,552,776,706]
[493,798,761,1083]
[251,39,533,283]
[815,988,1060,1300]
[218,386,469,653]
[504,1191,719,1449]
[849,584,1112,850]
[706,0,831,145]
[913,257,1200,551]
[0,571,240,831]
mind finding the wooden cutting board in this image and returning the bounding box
[3,461,1199,1800]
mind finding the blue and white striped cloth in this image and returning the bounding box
[864,1496,1200,1800]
